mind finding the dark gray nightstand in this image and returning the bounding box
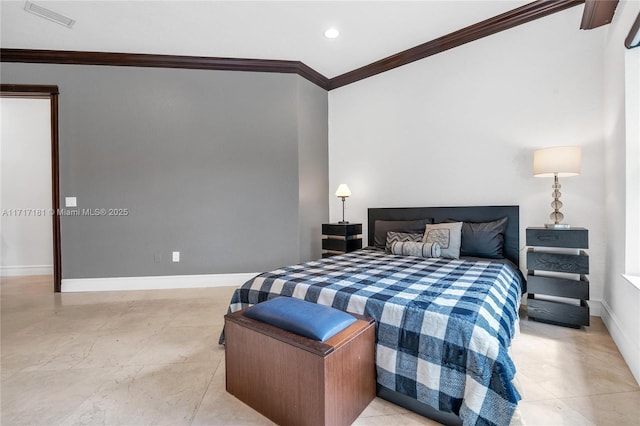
[526,227,590,328]
[322,223,362,258]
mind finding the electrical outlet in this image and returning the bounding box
[172,251,180,262]
[154,252,162,263]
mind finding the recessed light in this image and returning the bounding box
[324,28,340,39]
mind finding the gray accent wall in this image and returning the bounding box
[1,63,328,279]
[297,78,329,261]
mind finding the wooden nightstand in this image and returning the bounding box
[526,227,589,328]
[322,223,362,258]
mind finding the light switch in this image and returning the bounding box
[65,197,77,207]
[172,251,180,262]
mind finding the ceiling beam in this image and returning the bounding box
[328,0,585,90]
[580,0,619,29]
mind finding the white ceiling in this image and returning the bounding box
[2,1,536,78]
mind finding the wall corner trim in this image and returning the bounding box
[61,272,258,292]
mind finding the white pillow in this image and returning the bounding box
[390,241,441,258]
[422,222,463,259]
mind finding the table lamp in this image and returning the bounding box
[533,146,581,229]
[335,184,351,224]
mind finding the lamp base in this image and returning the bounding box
[545,223,571,229]
[338,221,349,224]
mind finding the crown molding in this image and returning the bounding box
[1,0,589,92]
[328,0,585,89]
[625,11,640,49]
[0,49,331,90]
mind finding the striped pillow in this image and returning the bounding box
[391,241,441,258]
[385,231,423,253]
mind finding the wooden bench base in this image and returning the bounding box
[225,308,376,426]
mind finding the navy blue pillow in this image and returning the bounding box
[457,217,508,259]
[243,297,357,342]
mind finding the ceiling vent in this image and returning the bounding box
[24,1,75,28]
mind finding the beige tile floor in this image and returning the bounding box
[1,275,639,426]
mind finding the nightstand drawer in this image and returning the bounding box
[527,297,589,327]
[322,238,362,252]
[527,249,589,274]
[526,228,588,249]
[321,223,363,258]
[322,223,362,236]
[527,273,589,299]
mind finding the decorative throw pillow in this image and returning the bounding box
[385,231,423,253]
[458,217,508,259]
[390,241,441,258]
[373,219,432,250]
[422,222,463,259]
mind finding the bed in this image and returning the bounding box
[221,205,525,426]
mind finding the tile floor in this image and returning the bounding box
[1,275,639,425]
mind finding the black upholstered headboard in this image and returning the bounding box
[368,205,520,267]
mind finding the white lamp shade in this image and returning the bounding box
[533,146,582,177]
[335,184,351,198]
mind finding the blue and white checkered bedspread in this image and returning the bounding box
[223,249,523,426]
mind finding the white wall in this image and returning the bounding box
[329,7,606,309]
[0,98,53,276]
[602,0,640,384]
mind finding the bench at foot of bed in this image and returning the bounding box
[224,300,376,426]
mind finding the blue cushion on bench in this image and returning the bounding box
[243,297,357,342]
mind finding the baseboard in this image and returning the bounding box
[600,299,640,385]
[0,265,53,276]
[588,299,602,317]
[61,272,259,292]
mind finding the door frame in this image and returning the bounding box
[1,84,62,292]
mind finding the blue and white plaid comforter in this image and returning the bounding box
[222,249,523,426]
